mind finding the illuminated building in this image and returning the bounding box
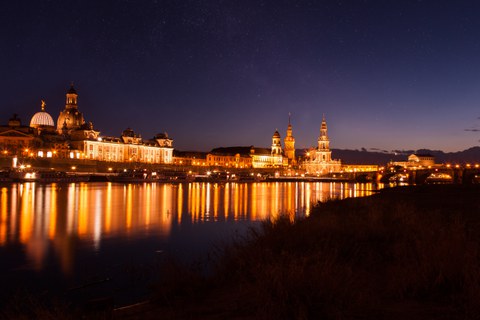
[206,147,253,168]
[64,85,174,164]
[206,129,288,169]
[250,130,287,168]
[408,154,435,167]
[1,84,173,164]
[57,85,86,134]
[173,150,207,166]
[303,115,342,175]
[341,164,379,173]
[30,100,55,132]
[283,114,295,165]
[0,114,35,154]
[389,153,436,169]
[82,129,173,164]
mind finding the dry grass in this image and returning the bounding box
[144,185,480,319]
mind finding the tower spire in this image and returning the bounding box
[284,112,295,164]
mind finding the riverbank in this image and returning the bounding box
[118,184,480,319]
[2,184,479,319]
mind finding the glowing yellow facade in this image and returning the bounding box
[0,115,35,154]
[206,153,252,168]
[251,130,288,168]
[284,114,295,164]
[57,85,86,134]
[342,164,378,173]
[30,100,55,129]
[1,84,174,164]
[303,115,342,175]
[83,130,173,164]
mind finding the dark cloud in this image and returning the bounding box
[392,150,414,155]
[465,129,480,132]
[369,148,390,153]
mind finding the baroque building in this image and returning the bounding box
[57,85,85,134]
[283,114,295,165]
[303,115,341,175]
[1,84,174,165]
[207,129,289,169]
[389,153,437,169]
[82,129,173,164]
[30,100,55,131]
[0,114,36,155]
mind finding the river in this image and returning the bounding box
[0,181,383,308]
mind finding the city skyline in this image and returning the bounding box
[2,1,480,152]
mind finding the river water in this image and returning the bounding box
[0,181,383,308]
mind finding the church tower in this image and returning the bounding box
[66,85,78,107]
[57,84,85,133]
[284,113,296,164]
[317,115,332,162]
[271,130,282,155]
[303,114,341,175]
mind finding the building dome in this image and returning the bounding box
[273,130,281,138]
[57,109,85,130]
[30,100,55,128]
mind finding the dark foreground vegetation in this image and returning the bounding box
[3,185,480,319]
[121,185,480,319]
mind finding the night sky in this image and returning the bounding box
[2,0,480,152]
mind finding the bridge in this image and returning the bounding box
[380,165,480,185]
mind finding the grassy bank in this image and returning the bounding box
[120,185,480,319]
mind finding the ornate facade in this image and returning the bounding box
[57,85,85,134]
[207,147,252,168]
[0,114,36,155]
[283,114,295,165]
[303,115,342,175]
[1,84,174,164]
[82,129,173,164]
[250,130,287,168]
[389,153,436,169]
[30,100,55,129]
[206,121,294,169]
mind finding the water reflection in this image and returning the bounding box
[0,181,382,273]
